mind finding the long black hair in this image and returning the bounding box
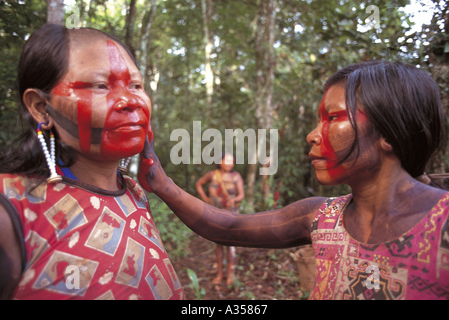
[0,23,136,177]
[324,61,445,178]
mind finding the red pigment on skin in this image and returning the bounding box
[52,82,71,97]
[52,81,93,153]
[105,39,132,115]
[52,40,151,157]
[318,94,347,178]
[100,40,150,156]
[76,89,93,153]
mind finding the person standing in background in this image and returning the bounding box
[196,153,245,286]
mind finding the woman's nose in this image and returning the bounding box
[114,94,145,112]
[306,123,323,146]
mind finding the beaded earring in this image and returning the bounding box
[118,157,132,173]
[37,122,62,183]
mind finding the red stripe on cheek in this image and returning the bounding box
[321,123,347,176]
[77,90,93,153]
[318,95,334,160]
[53,81,94,153]
[322,125,345,177]
[321,122,334,160]
[318,94,346,178]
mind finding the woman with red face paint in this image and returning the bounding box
[140,61,449,299]
[195,153,245,286]
[0,24,183,300]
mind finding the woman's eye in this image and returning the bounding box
[93,83,109,90]
[328,112,347,122]
[130,83,143,90]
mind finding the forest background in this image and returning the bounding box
[1,0,449,280]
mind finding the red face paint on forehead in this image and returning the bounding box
[106,40,131,85]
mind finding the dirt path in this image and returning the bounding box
[171,234,313,300]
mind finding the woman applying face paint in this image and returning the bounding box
[140,61,449,299]
[0,24,183,300]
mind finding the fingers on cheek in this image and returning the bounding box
[138,157,155,192]
[148,123,154,140]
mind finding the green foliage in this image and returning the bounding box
[186,268,206,300]
[1,0,446,300]
[147,193,193,258]
[0,0,47,148]
[1,0,446,205]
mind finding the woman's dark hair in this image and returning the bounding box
[0,23,136,177]
[324,61,445,178]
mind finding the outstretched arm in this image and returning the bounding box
[139,137,325,248]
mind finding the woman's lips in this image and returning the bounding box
[105,119,146,130]
[309,153,337,169]
[104,122,147,140]
[311,159,328,169]
[113,124,144,131]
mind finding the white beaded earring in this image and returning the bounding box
[118,157,132,173]
[37,122,62,183]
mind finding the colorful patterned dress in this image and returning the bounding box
[310,194,449,300]
[0,173,184,300]
[208,170,241,212]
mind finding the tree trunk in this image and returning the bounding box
[124,0,138,55]
[86,0,95,27]
[139,0,157,88]
[246,0,277,210]
[47,0,64,25]
[255,0,276,130]
[201,0,214,104]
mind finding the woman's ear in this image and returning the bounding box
[380,136,393,153]
[23,89,54,130]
